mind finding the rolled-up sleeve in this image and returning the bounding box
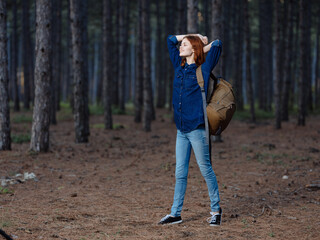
[201,39,222,73]
[167,35,182,69]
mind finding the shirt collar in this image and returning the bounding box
[184,63,197,69]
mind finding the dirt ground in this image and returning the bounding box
[1,109,320,240]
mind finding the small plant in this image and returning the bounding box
[12,115,32,123]
[241,218,248,228]
[91,123,105,129]
[90,104,104,115]
[11,134,31,144]
[269,232,275,237]
[0,187,13,195]
[0,220,11,228]
[113,123,125,130]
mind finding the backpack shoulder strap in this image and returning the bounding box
[196,65,210,145]
[196,66,204,89]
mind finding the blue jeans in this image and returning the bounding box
[170,128,220,217]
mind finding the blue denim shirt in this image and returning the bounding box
[167,35,222,132]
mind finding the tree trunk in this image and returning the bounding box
[290,1,299,110]
[204,0,211,39]
[92,35,100,104]
[118,0,126,111]
[305,0,312,112]
[67,0,73,108]
[233,0,244,110]
[281,0,294,121]
[211,0,222,77]
[221,0,230,78]
[50,0,61,125]
[81,0,89,137]
[298,0,307,126]
[11,0,20,111]
[244,0,255,123]
[0,0,10,150]
[22,0,31,109]
[166,0,175,111]
[258,0,273,111]
[103,0,113,129]
[70,0,90,142]
[53,0,62,112]
[177,0,187,35]
[134,0,143,123]
[156,0,165,108]
[112,1,119,106]
[274,0,282,129]
[315,6,320,108]
[187,0,198,33]
[30,0,52,152]
[141,0,152,131]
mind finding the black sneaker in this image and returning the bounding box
[158,215,182,225]
[207,208,222,226]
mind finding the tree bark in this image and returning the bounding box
[211,0,222,77]
[166,0,175,111]
[187,0,198,33]
[315,6,320,108]
[52,0,62,112]
[305,0,312,112]
[281,0,294,121]
[298,0,307,126]
[70,0,90,142]
[118,0,125,111]
[11,0,20,111]
[177,0,187,35]
[141,0,152,131]
[244,0,255,123]
[156,0,165,108]
[30,0,52,152]
[112,0,119,106]
[274,0,282,129]
[22,0,31,109]
[67,0,73,108]
[134,0,143,123]
[233,0,244,110]
[221,0,230,78]
[103,0,113,129]
[258,0,273,111]
[0,0,10,150]
[204,0,211,38]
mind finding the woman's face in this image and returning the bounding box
[179,38,194,57]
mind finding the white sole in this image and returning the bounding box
[162,220,183,225]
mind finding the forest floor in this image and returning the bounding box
[1,108,320,240]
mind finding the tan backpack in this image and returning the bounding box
[196,66,236,139]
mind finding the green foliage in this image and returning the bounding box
[0,187,13,195]
[12,115,32,123]
[91,123,104,129]
[57,102,73,121]
[89,104,104,116]
[233,105,274,121]
[11,134,31,144]
[0,220,11,228]
[269,232,275,237]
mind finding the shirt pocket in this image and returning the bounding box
[184,74,198,90]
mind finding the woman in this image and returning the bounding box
[159,34,222,226]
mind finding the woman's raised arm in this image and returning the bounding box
[175,34,208,45]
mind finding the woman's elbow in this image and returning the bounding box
[212,39,222,47]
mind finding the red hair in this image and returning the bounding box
[181,36,205,67]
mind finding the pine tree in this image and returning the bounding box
[30,0,52,152]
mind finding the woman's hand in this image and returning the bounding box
[197,34,208,45]
[175,34,209,44]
